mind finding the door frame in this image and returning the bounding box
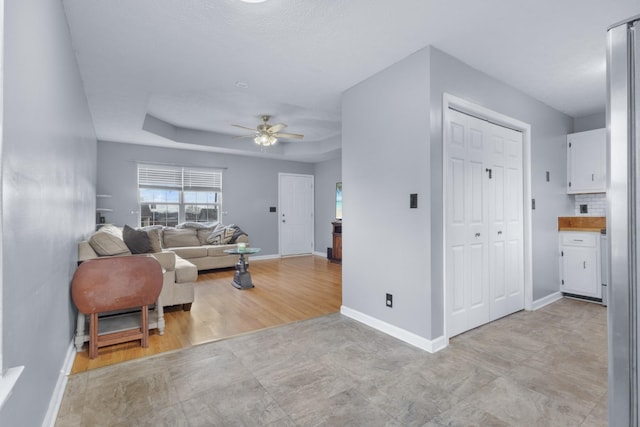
[277,172,315,257]
[442,93,533,342]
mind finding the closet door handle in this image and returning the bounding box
[583,261,586,269]
[475,232,481,238]
[497,230,502,235]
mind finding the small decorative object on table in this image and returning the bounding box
[224,247,261,289]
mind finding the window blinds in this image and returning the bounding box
[138,165,222,191]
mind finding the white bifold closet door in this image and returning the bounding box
[446,108,524,338]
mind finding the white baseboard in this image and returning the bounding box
[0,365,24,411]
[249,254,280,261]
[250,252,332,260]
[531,291,563,311]
[340,306,447,353]
[42,340,76,427]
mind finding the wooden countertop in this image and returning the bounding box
[558,216,606,232]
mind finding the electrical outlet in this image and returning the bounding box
[386,293,393,308]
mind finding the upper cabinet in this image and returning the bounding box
[567,128,606,194]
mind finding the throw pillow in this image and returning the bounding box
[196,225,219,245]
[206,225,236,245]
[122,225,152,254]
[140,225,163,252]
[88,225,131,256]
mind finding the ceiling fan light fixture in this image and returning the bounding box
[254,134,277,146]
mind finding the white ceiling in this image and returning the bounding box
[62,0,640,162]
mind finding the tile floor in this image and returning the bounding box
[55,298,607,426]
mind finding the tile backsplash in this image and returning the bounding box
[574,193,607,216]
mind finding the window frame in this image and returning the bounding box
[137,164,223,227]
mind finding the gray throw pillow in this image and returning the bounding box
[140,225,163,252]
[122,224,152,254]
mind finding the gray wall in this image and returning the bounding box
[313,157,342,254]
[429,47,574,325]
[573,112,606,132]
[97,141,314,256]
[343,49,433,338]
[342,46,574,342]
[1,1,97,425]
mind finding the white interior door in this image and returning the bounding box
[487,120,524,320]
[446,108,524,338]
[446,110,490,337]
[278,173,314,256]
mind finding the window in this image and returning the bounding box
[138,164,222,227]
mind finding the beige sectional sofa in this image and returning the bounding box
[73,223,249,352]
[161,225,249,271]
[75,225,199,351]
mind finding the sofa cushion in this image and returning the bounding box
[174,257,198,283]
[88,225,131,256]
[143,227,163,253]
[170,246,208,259]
[122,225,152,254]
[196,225,221,245]
[163,228,200,248]
[206,244,237,257]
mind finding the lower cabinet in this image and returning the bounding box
[559,231,602,300]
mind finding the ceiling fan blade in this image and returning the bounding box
[273,132,304,140]
[232,134,256,139]
[232,124,258,132]
[267,123,287,133]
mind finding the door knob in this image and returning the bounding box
[498,231,502,235]
[475,232,481,238]
[282,220,286,223]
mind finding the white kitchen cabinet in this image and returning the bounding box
[567,128,606,194]
[559,231,602,299]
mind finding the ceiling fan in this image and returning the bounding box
[232,115,304,146]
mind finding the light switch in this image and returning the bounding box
[410,193,418,209]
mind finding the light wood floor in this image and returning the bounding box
[71,255,342,373]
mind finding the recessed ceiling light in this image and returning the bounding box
[240,0,268,3]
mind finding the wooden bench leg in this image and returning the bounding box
[141,305,149,348]
[89,312,99,359]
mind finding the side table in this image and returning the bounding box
[224,247,261,289]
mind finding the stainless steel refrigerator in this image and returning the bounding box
[608,14,640,427]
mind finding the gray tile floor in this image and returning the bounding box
[55,298,607,426]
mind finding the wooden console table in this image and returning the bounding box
[331,220,342,263]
